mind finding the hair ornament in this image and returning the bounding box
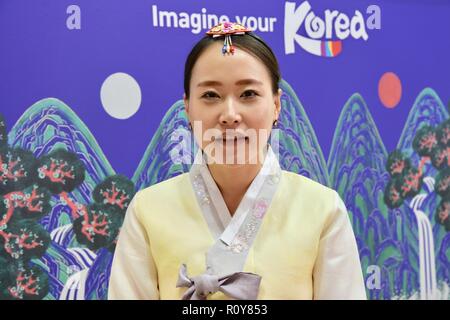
[206,22,252,55]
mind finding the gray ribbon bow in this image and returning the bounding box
[176,264,262,300]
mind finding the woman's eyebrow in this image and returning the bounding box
[197,80,222,87]
[197,79,263,87]
[235,79,263,86]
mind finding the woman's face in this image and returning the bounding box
[184,41,281,166]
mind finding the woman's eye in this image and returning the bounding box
[241,90,258,98]
[202,91,220,99]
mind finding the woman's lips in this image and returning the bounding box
[211,135,249,142]
[223,136,248,141]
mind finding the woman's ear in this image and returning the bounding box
[183,93,189,114]
[274,88,282,119]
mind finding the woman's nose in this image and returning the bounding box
[219,98,242,126]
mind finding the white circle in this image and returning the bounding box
[100,72,142,119]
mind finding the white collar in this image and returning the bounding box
[190,145,280,246]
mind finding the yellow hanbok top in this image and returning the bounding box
[108,146,366,300]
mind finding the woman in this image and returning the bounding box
[108,22,366,300]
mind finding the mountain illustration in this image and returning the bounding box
[328,89,449,299]
[7,98,116,299]
[328,92,409,299]
[395,88,449,298]
[277,80,329,186]
[132,99,192,190]
[397,88,449,153]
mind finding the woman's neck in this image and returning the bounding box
[208,163,262,216]
[206,148,268,216]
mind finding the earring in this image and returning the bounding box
[273,119,278,127]
[188,122,193,131]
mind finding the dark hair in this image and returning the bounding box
[184,32,281,99]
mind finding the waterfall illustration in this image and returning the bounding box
[409,180,437,300]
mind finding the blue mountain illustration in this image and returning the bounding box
[277,80,329,185]
[132,99,192,190]
[328,93,409,299]
[396,88,450,295]
[328,89,449,299]
[8,98,115,299]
